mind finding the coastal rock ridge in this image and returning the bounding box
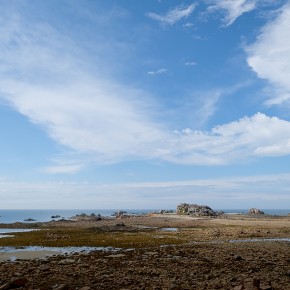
[176,203,217,216]
[248,208,265,215]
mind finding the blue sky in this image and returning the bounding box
[0,0,290,209]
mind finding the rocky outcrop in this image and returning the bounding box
[176,203,217,216]
[71,213,102,221]
[159,209,174,214]
[248,208,264,215]
[112,211,127,218]
[24,218,37,222]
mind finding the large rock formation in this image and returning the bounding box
[248,208,264,215]
[176,203,217,217]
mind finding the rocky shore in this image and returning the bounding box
[0,212,289,289]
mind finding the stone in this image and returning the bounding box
[115,222,126,227]
[0,284,11,290]
[233,286,244,290]
[53,284,67,290]
[79,287,91,290]
[39,264,50,271]
[259,282,272,290]
[234,255,243,261]
[58,258,75,265]
[243,277,260,288]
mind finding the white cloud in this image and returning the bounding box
[147,68,167,75]
[185,61,197,66]
[246,3,290,105]
[146,4,196,27]
[43,164,85,174]
[207,0,256,26]
[167,113,290,165]
[1,2,290,171]
[0,173,289,209]
[0,6,166,165]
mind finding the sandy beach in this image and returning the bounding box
[0,213,289,289]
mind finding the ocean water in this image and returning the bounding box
[0,209,158,224]
[0,208,289,224]
[218,209,290,216]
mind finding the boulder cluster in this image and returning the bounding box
[71,213,102,221]
[248,208,265,215]
[176,203,217,216]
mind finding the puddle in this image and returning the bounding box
[135,226,178,232]
[229,238,290,243]
[0,229,39,239]
[161,228,178,232]
[0,245,119,254]
[0,246,121,262]
[0,229,38,234]
[0,235,15,239]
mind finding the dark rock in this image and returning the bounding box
[113,210,127,218]
[234,255,243,261]
[115,222,125,227]
[0,284,11,290]
[71,213,102,221]
[39,264,50,271]
[159,209,174,214]
[259,282,272,290]
[51,215,61,218]
[23,218,36,222]
[243,277,260,288]
[10,277,28,288]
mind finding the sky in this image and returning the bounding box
[0,0,290,209]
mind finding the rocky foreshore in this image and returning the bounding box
[0,240,289,289]
[0,210,289,289]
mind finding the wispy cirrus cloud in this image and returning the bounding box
[246,3,290,106]
[147,68,167,75]
[207,0,257,26]
[146,3,197,27]
[185,61,197,66]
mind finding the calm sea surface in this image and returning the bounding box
[0,209,289,223]
[0,209,157,223]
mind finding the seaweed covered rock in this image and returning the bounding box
[176,203,217,216]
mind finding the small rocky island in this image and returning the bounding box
[176,203,217,216]
[248,208,265,215]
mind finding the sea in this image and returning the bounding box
[0,208,289,224]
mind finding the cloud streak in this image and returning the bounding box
[147,68,167,75]
[146,4,196,27]
[207,0,256,26]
